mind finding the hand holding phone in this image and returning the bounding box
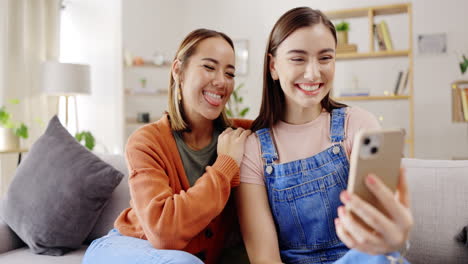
[347,129,405,218]
[337,129,412,254]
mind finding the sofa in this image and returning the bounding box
[0,155,468,264]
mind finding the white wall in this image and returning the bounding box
[122,0,185,142]
[411,0,468,159]
[69,0,468,158]
[169,0,468,159]
[60,0,123,153]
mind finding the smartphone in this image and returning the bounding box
[347,129,405,218]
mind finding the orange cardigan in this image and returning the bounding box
[114,114,252,264]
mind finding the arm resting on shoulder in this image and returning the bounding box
[236,183,284,264]
[126,138,238,250]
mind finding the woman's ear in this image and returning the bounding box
[172,59,182,84]
[269,54,279,80]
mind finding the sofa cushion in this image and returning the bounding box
[403,158,468,264]
[0,116,124,256]
[85,153,130,242]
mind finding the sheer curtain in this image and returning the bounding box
[0,0,61,146]
[0,0,61,195]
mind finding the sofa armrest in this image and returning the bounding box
[0,217,24,254]
[403,158,468,263]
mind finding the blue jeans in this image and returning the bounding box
[82,229,203,264]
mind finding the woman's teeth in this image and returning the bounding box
[298,84,321,91]
[204,91,222,99]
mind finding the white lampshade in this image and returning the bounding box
[41,61,91,95]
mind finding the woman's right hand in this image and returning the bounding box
[217,127,252,166]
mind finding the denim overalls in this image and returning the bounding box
[256,108,408,264]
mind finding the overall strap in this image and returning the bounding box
[255,128,278,165]
[330,107,347,143]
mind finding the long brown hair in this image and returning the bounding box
[168,28,234,131]
[251,7,346,131]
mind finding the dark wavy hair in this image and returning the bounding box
[251,7,347,131]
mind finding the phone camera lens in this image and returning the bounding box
[364,138,371,145]
[371,147,378,154]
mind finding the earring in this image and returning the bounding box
[174,79,182,102]
[177,83,182,101]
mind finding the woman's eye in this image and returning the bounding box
[320,56,333,61]
[226,72,235,78]
[290,58,304,62]
[204,65,215,70]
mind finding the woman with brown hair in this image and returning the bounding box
[237,7,413,264]
[83,28,251,264]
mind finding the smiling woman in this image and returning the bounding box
[166,30,236,133]
[82,29,252,264]
[237,7,413,264]
[171,36,236,133]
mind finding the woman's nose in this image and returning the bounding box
[304,60,320,80]
[212,71,226,88]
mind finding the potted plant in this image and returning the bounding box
[0,99,29,151]
[460,54,468,75]
[226,83,250,118]
[335,21,350,46]
[75,131,95,151]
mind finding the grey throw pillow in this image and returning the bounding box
[0,116,124,256]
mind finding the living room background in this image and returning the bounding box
[2,0,468,162]
[1,2,468,262]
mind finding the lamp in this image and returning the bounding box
[41,61,90,131]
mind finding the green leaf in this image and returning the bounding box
[235,83,244,92]
[84,132,95,151]
[15,123,28,139]
[461,62,468,74]
[461,55,468,74]
[232,90,239,102]
[239,108,249,117]
[75,131,95,151]
[226,108,233,117]
[0,108,10,126]
[4,120,14,129]
[75,132,83,142]
[8,99,20,105]
[335,21,350,32]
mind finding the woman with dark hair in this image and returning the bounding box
[237,7,412,264]
[82,28,251,264]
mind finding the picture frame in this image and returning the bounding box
[233,39,249,76]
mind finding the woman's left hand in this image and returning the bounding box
[335,168,413,255]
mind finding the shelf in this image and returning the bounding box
[0,148,28,154]
[333,95,410,101]
[125,117,158,126]
[124,89,168,96]
[325,3,408,19]
[452,80,468,122]
[336,50,410,60]
[324,3,414,158]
